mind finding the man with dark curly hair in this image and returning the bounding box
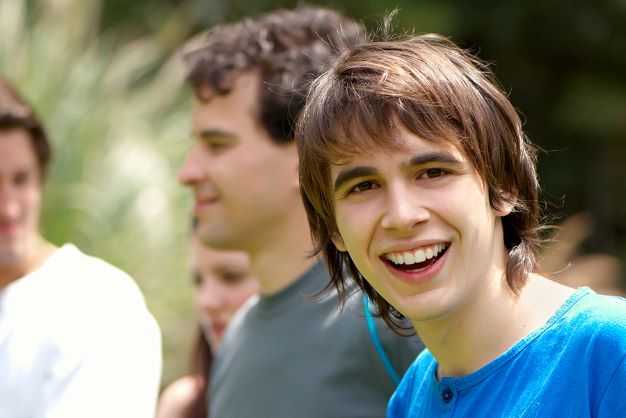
[177,7,423,418]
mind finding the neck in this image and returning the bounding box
[416,273,574,379]
[249,205,318,296]
[422,274,526,379]
[0,237,57,291]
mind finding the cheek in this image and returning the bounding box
[230,292,247,308]
[336,200,381,257]
[23,188,42,220]
[334,210,359,253]
[435,178,490,223]
[335,211,375,275]
[230,283,257,308]
[228,157,286,203]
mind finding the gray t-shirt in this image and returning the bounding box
[209,261,423,418]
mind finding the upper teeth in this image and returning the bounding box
[384,243,447,265]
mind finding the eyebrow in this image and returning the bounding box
[333,166,377,193]
[213,264,245,273]
[332,151,463,193]
[406,151,462,168]
[194,129,237,141]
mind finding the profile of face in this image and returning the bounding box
[0,128,42,269]
[192,237,259,348]
[178,71,300,253]
[330,123,512,326]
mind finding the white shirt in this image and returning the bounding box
[0,244,162,418]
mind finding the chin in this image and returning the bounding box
[395,289,454,323]
[211,334,223,350]
[0,248,25,267]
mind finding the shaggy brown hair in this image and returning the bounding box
[297,34,542,333]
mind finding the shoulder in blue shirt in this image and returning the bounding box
[388,288,626,418]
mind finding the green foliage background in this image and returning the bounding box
[2,0,624,387]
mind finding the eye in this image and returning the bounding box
[222,271,247,284]
[205,141,228,152]
[349,181,378,194]
[420,168,447,179]
[13,170,33,187]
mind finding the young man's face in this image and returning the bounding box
[192,237,259,349]
[330,124,510,326]
[0,128,42,270]
[178,71,300,253]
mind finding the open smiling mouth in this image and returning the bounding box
[382,243,449,272]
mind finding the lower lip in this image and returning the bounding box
[0,223,19,237]
[211,324,226,342]
[382,246,449,285]
[194,199,218,214]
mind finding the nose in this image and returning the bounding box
[196,278,225,316]
[178,143,207,187]
[380,182,430,231]
[0,182,19,220]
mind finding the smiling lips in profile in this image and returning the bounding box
[0,221,19,237]
[381,243,449,282]
[193,194,219,214]
[211,322,227,340]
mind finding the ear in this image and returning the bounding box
[493,192,517,217]
[331,234,347,252]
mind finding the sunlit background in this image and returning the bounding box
[1,0,624,387]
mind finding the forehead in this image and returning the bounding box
[192,240,251,272]
[0,128,38,169]
[330,122,465,167]
[191,71,261,132]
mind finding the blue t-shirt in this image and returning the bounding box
[388,287,626,417]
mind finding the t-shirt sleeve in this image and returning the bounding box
[596,354,626,417]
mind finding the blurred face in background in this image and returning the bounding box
[192,236,259,348]
[178,72,300,254]
[0,128,42,272]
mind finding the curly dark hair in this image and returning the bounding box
[0,78,52,180]
[183,6,366,144]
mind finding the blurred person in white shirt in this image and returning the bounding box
[0,77,162,418]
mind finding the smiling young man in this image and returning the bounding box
[0,78,162,418]
[297,35,626,416]
[178,7,423,418]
